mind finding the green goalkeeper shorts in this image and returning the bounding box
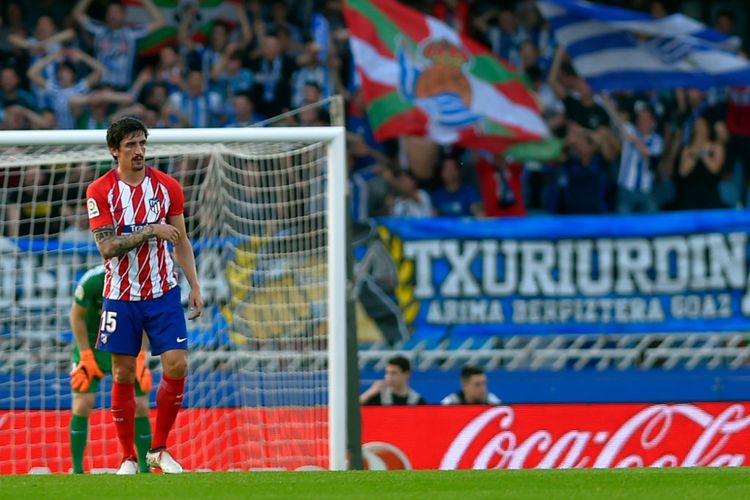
[71,347,147,396]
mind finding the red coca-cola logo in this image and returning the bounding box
[439,404,750,469]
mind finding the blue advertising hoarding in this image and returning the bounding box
[359,210,750,340]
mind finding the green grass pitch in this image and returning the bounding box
[1,468,748,499]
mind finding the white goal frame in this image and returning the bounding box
[0,126,348,471]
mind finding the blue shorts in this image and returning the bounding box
[96,286,188,356]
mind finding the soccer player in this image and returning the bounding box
[69,265,153,474]
[86,116,204,474]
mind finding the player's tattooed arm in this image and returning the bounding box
[93,224,155,259]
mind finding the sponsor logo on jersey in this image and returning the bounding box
[121,224,148,233]
[87,198,100,218]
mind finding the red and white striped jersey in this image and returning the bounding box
[86,166,185,301]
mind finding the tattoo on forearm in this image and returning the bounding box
[93,224,155,258]
[93,226,113,243]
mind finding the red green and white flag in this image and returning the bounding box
[343,0,555,156]
[124,0,241,57]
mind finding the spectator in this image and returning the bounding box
[24,0,68,29]
[179,2,252,86]
[297,105,329,127]
[548,47,610,132]
[563,77,609,131]
[554,125,616,214]
[5,166,64,237]
[391,170,434,217]
[211,48,254,105]
[359,355,426,406]
[228,91,264,127]
[725,86,750,206]
[676,88,727,146]
[268,0,303,55]
[649,1,669,18]
[675,116,726,210]
[76,85,138,129]
[346,88,382,160]
[8,15,75,99]
[27,47,106,130]
[615,104,664,213]
[250,33,297,118]
[348,136,375,223]
[310,10,332,64]
[526,64,565,135]
[0,2,27,57]
[244,0,270,56]
[713,8,740,48]
[73,0,164,90]
[292,82,330,126]
[140,81,183,127]
[518,40,541,73]
[169,69,223,128]
[475,153,527,217]
[2,104,25,130]
[473,6,523,68]
[517,1,555,73]
[1,67,37,111]
[441,365,501,405]
[0,103,54,130]
[114,71,182,129]
[59,163,96,205]
[59,202,93,242]
[431,156,484,217]
[152,45,185,94]
[346,132,394,220]
[291,42,333,109]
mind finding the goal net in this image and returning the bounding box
[0,127,347,473]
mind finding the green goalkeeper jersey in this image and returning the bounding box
[73,265,106,348]
[71,265,146,394]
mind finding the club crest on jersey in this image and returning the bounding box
[149,197,162,215]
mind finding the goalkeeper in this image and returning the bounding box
[69,265,153,474]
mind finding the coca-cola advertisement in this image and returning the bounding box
[361,403,750,470]
[2,403,749,473]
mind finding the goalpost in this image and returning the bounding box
[0,127,348,472]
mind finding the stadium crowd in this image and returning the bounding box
[1,0,750,240]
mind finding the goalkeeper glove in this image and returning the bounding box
[69,349,104,392]
[136,350,153,393]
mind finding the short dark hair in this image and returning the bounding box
[460,365,484,382]
[106,116,148,156]
[715,9,734,21]
[304,81,322,93]
[387,355,411,373]
[234,90,252,101]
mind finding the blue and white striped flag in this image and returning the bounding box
[538,0,750,90]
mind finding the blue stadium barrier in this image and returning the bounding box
[3,368,748,410]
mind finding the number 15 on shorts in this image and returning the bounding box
[100,311,118,333]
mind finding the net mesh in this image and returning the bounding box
[0,137,332,473]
